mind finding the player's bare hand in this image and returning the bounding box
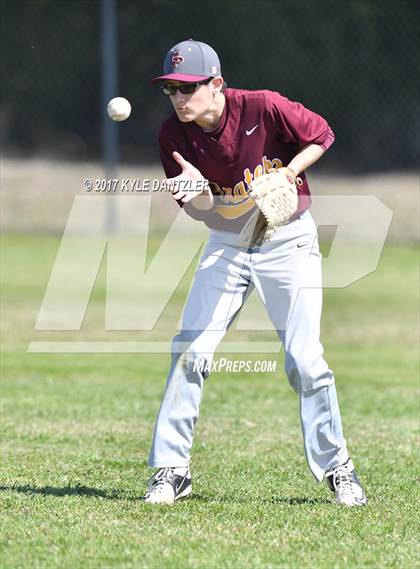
[165,151,212,206]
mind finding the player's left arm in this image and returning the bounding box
[267,91,335,176]
[287,143,325,177]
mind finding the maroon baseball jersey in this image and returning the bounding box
[158,88,334,233]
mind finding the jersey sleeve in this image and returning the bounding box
[158,124,213,221]
[158,126,182,178]
[267,91,335,151]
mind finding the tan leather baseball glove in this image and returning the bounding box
[240,167,301,246]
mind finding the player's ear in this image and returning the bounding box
[211,76,224,95]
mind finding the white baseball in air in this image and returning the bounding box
[107,97,131,121]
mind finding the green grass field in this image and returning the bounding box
[1,235,419,569]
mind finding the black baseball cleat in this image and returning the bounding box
[326,458,367,506]
[144,467,192,504]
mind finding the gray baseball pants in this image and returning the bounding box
[148,211,349,481]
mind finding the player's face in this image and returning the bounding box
[165,78,222,123]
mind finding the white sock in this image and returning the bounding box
[173,466,189,476]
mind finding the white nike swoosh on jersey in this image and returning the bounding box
[246,124,259,136]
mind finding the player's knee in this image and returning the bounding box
[285,353,334,393]
[170,333,211,380]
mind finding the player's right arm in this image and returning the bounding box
[158,128,214,217]
[167,152,214,210]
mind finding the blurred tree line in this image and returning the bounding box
[2,0,419,172]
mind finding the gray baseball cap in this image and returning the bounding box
[151,39,221,83]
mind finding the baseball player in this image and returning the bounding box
[144,39,367,507]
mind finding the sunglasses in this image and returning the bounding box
[161,78,212,96]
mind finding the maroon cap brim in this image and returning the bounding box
[151,73,210,84]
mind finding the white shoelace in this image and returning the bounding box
[147,467,175,496]
[333,466,354,497]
